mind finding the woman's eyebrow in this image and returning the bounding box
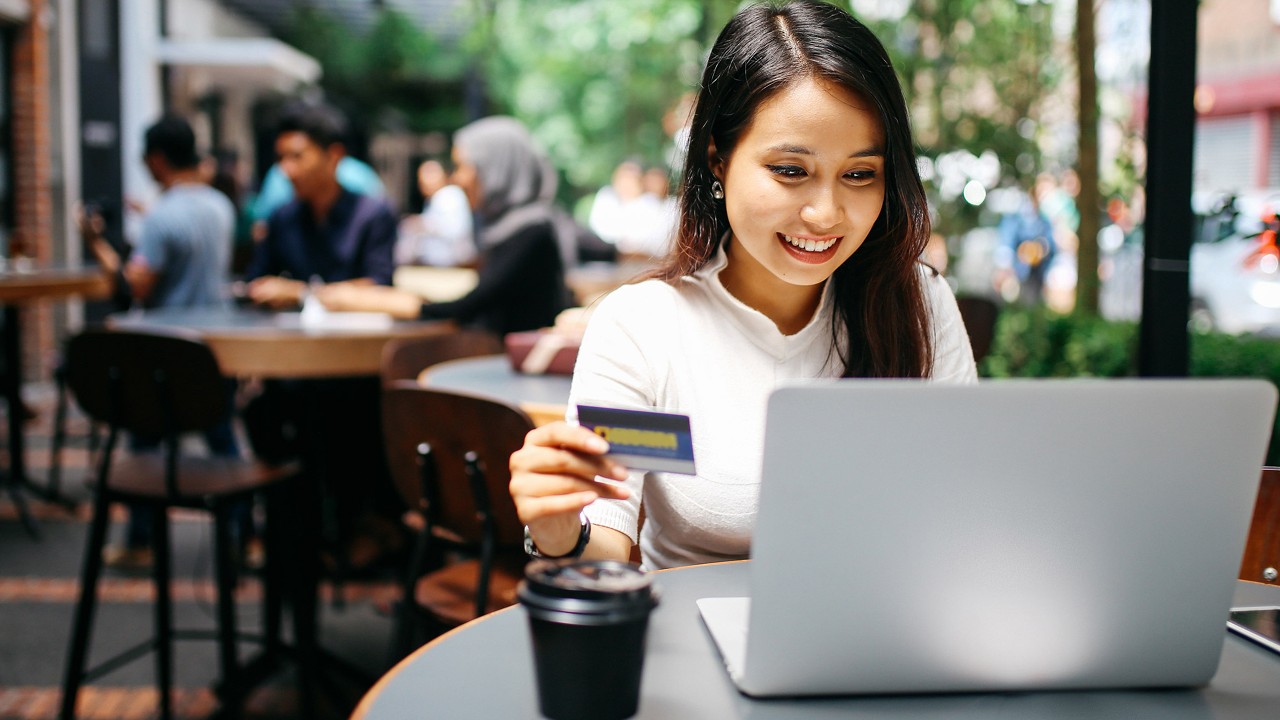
[763,143,886,158]
[765,143,814,155]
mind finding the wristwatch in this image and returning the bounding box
[524,512,591,559]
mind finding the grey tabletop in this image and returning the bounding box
[354,562,1280,719]
[109,304,437,334]
[421,354,574,408]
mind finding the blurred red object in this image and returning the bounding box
[504,331,580,375]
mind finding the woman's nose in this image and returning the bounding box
[800,185,843,229]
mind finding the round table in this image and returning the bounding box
[420,354,573,426]
[353,562,1280,719]
[109,305,453,378]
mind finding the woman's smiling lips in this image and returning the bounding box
[778,233,843,264]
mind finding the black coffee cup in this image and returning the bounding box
[518,559,659,720]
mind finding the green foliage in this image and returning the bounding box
[981,305,1280,464]
[471,0,737,195]
[282,0,1068,216]
[282,7,468,133]
[981,305,1137,379]
[861,0,1061,239]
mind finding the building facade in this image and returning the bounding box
[1196,0,1280,195]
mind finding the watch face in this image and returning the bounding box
[523,525,540,557]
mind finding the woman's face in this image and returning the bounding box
[451,146,482,210]
[713,76,886,296]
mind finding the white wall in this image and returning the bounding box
[166,0,266,40]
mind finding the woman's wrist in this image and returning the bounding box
[525,512,590,558]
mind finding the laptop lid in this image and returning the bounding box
[705,379,1276,697]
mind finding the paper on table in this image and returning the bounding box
[296,294,394,330]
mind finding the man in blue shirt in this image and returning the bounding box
[84,115,244,568]
[245,103,397,307]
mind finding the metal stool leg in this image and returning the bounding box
[152,507,174,720]
[213,505,244,714]
[59,487,112,719]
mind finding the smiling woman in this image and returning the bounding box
[508,0,979,571]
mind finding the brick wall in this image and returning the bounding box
[11,0,56,382]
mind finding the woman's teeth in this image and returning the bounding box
[782,234,838,253]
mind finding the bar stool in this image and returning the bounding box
[59,328,300,720]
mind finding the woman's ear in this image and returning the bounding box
[706,137,724,182]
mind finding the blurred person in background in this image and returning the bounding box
[81,115,248,569]
[247,153,386,243]
[394,158,476,267]
[588,159,672,258]
[994,184,1056,306]
[318,115,569,335]
[207,148,257,276]
[640,165,678,257]
[244,102,397,308]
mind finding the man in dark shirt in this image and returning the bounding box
[245,102,396,305]
[242,101,402,570]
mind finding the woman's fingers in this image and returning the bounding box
[513,445,628,487]
[516,422,630,480]
[509,422,632,526]
[517,490,600,521]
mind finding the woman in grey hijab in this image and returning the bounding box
[318,116,570,334]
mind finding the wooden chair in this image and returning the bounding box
[381,382,532,658]
[1239,466,1280,585]
[955,295,999,363]
[59,328,300,720]
[379,329,503,387]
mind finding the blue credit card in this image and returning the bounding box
[577,405,696,475]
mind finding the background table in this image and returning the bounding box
[353,561,1280,720]
[1,265,109,533]
[110,305,452,378]
[420,354,572,426]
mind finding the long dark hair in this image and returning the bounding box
[656,0,933,378]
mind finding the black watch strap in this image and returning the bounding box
[524,512,591,559]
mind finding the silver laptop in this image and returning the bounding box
[698,379,1277,697]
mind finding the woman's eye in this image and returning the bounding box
[766,164,806,178]
[846,170,878,183]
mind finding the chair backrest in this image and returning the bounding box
[379,330,504,388]
[64,328,228,438]
[382,382,532,547]
[1240,466,1280,584]
[955,295,999,363]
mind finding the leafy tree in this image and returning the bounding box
[282,6,469,134]
[467,0,741,198]
[858,0,1061,239]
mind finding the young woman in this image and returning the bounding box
[317,116,569,335]
[510,0,978,570]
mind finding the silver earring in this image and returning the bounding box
[711,180,725,200]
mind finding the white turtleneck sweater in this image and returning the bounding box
[569,244,977,570]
